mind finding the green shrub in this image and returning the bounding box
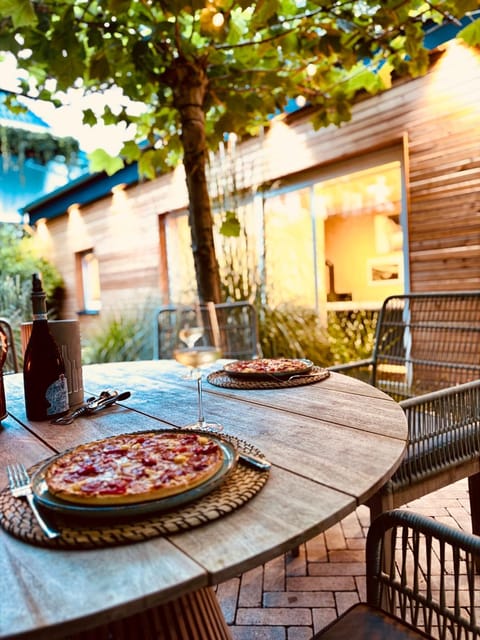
[327,309,378,364]
[82,310,153,364]
[0,223,65,364]
[257,303,333,366]
[0,224,64,315]
[80,303,378,368]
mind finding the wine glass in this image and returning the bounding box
[174,307,223,432]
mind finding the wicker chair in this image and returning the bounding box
[153,301,261,360]
[331,292,480,401]
[0,318,19,374]
[314,509,480,639]
[328,293,480,535]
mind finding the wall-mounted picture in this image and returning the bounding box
[367,257,403,285]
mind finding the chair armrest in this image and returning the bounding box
[366,509,480,637]
[399,378,480,410]
[392,379,480,486]
[327,358,374,373]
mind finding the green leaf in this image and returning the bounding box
[88,148,125,176]
[102,105,118,126]
[138,150,157,180]
[89,53,111,82]
[457,19,480,47]
[377,61,393,90]
[251,0,278,27]
[219,211,241,237]
[227,8,249,45]
[82,109,98,127]
[121,140,142,163]
[0,0,37,28]
[347,66,381,95]
[107,0,131,14]
[450,0,480,15]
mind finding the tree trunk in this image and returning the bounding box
[170,59,222,304]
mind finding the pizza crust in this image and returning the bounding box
[45,431,225,505]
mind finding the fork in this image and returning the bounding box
[7,463,61,539]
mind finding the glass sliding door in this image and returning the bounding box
[263,187,317,308]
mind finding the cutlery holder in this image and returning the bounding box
[21,320,84,407]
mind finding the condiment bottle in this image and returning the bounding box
[23,273,69,421]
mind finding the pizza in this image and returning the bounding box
[224,358,313,377]
[44,431,225,505]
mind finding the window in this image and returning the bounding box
[76,249,101,314]
[261,148,406,310]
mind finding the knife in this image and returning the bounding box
[237,451,271,471]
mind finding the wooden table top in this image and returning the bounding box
[0,360,407,639]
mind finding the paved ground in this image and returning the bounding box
[216,479,471,640]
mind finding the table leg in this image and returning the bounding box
[68,586,233,640]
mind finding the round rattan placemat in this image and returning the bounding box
[207,366,330,390]
[0,435,269,550]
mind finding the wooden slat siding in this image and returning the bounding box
[404,48,480,291]
[413,222,479,245]
[410,147,480,184]
[37,43,480,323]
[412,177,480,202]
[411,141,480,175]
[412,203,480,228]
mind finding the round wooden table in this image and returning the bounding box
[0,360,407,639]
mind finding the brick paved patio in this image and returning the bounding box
[216,478,471,640]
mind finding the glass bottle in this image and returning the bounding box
[23,273,69,421]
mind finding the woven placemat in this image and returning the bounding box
[207,366,330,389]
[0,435,269,550]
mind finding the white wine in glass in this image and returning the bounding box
[174,346,221,369]
[174,317,223,431]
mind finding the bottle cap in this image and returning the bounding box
[31,273,44,296]
[31,273,47,316]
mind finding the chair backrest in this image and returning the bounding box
[371,292,480,400]
[366,509,480,639]
[0,318,19,374]
[153,301,261,360]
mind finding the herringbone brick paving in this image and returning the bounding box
[216,478,471,639]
